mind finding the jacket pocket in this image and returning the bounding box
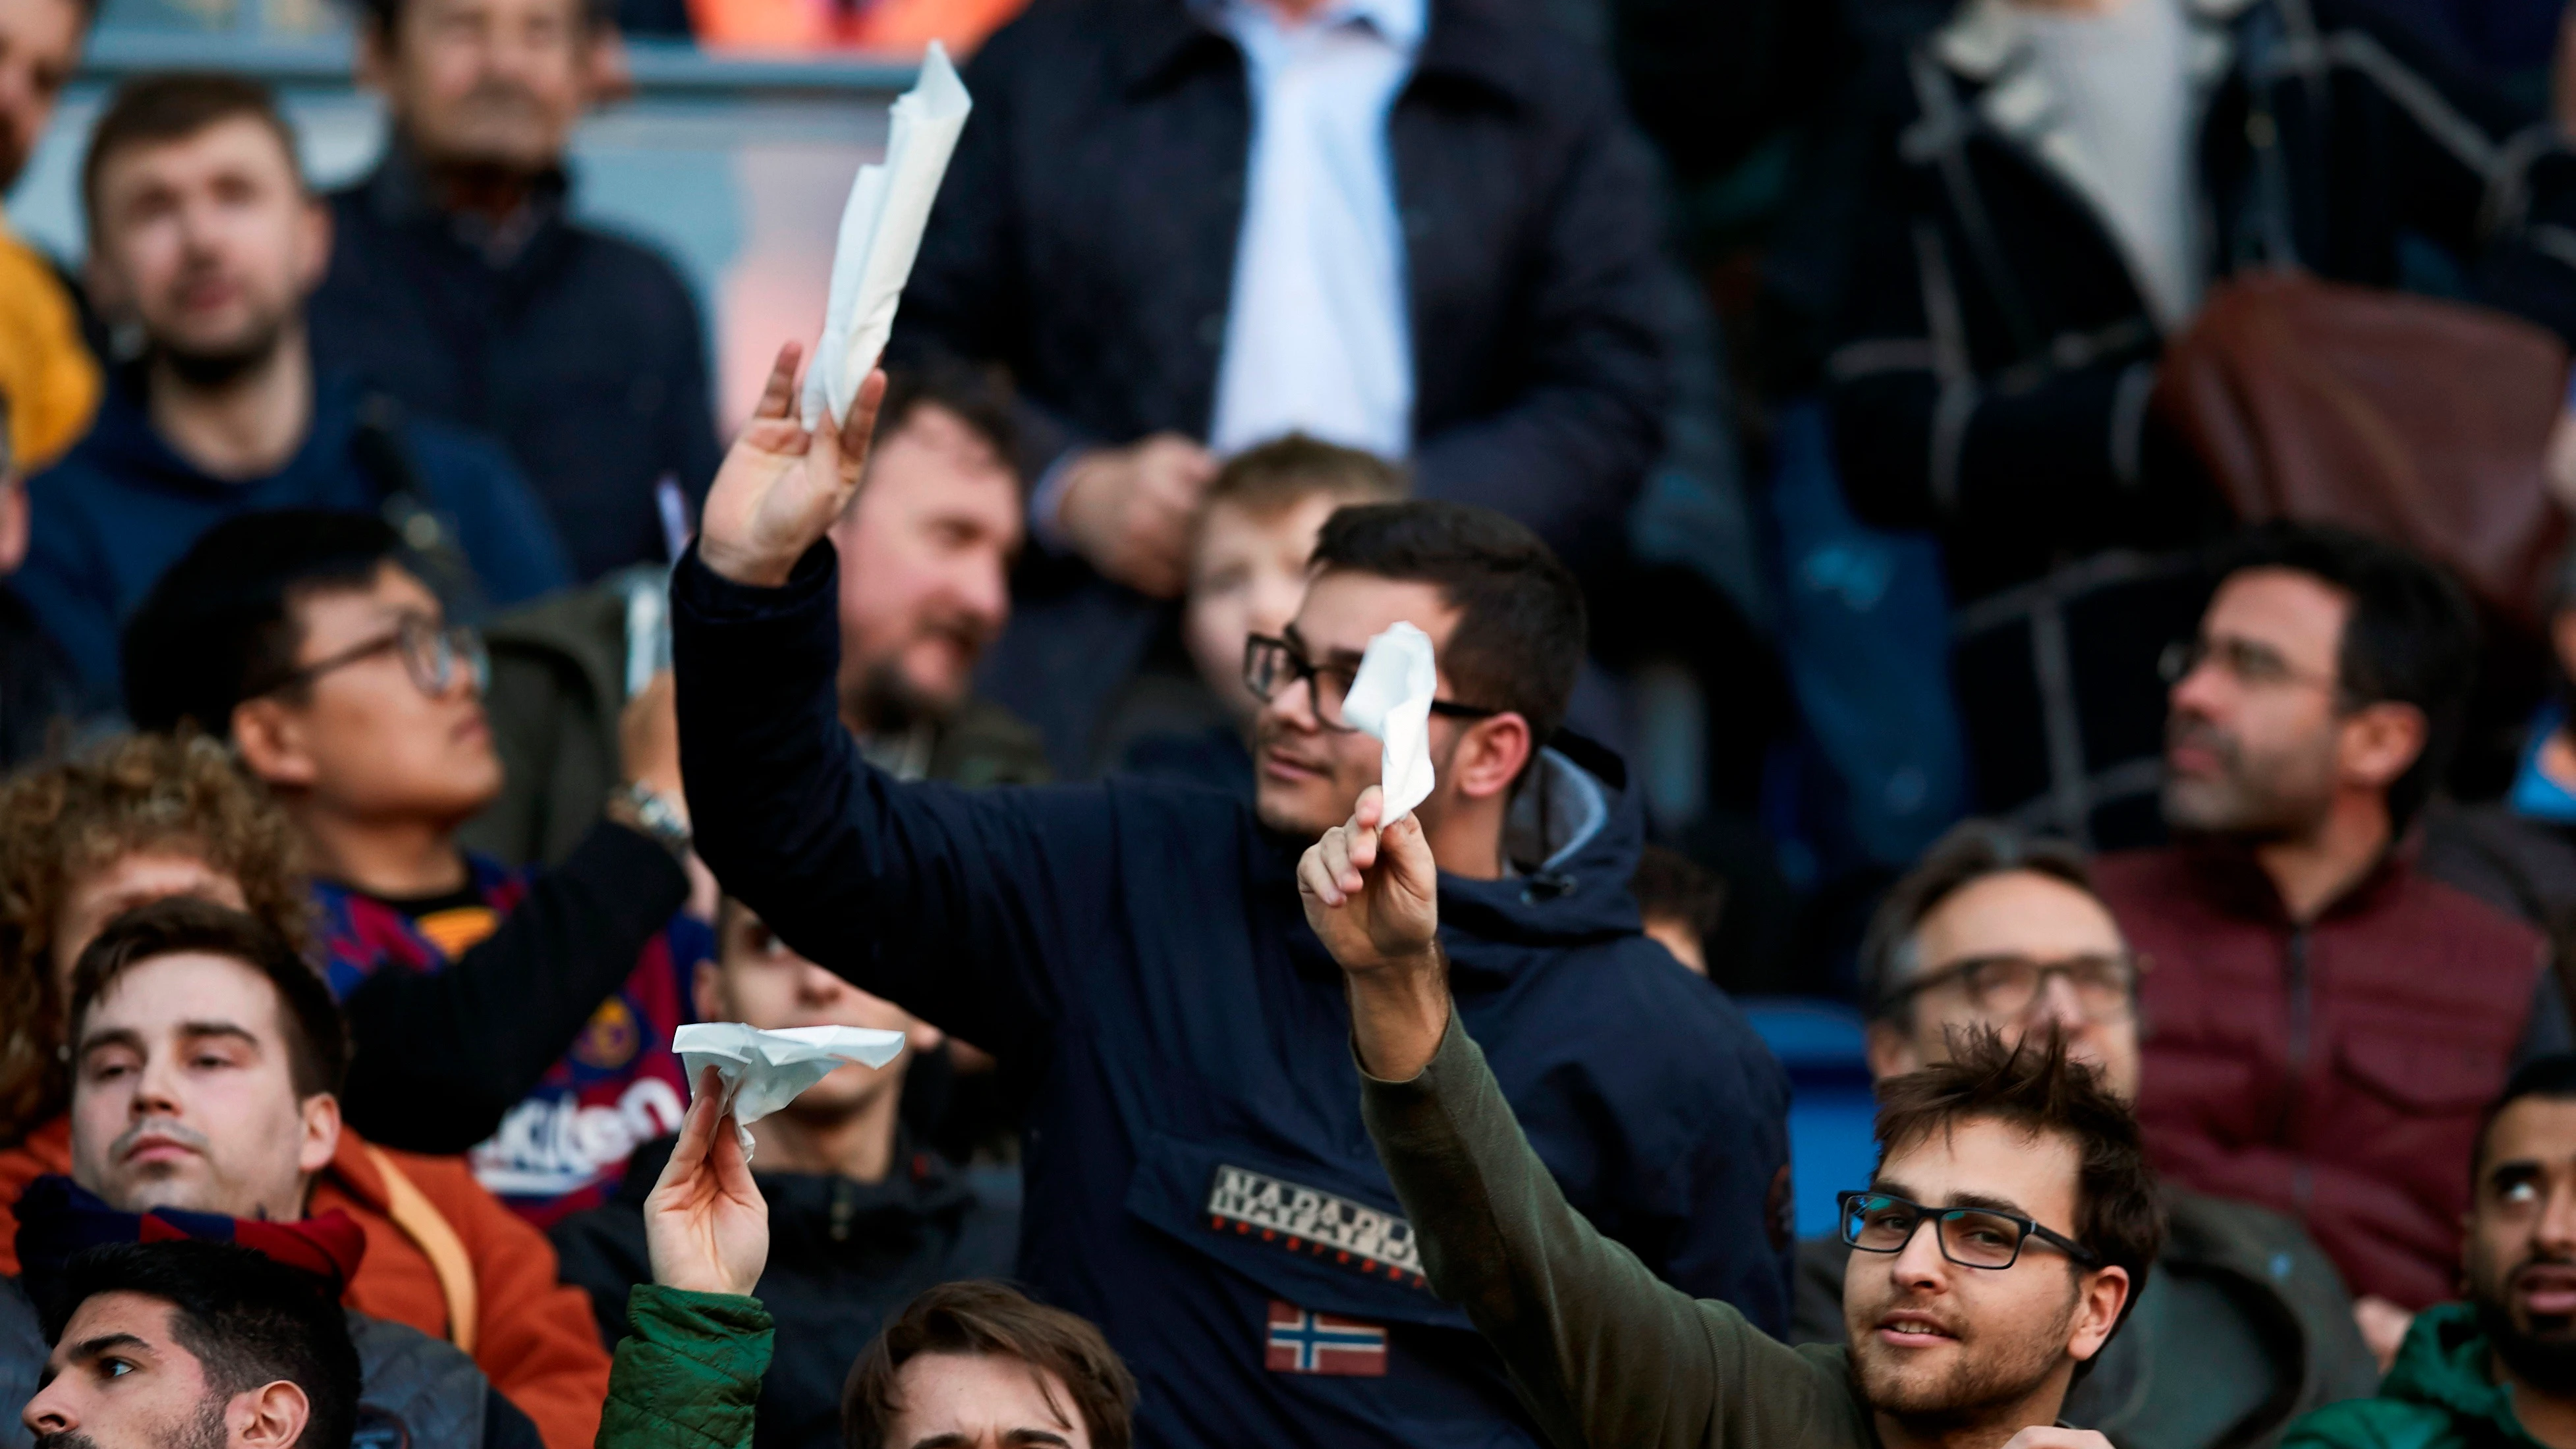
[2336,1029,2506,1115]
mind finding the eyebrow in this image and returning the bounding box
[77,1021,260,1060]
[1865,1180,2036,1218]
[906,1435,1073,1448]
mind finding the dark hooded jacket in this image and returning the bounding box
[669,543,1793,1449]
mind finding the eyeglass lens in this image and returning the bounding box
[1843,1194,2029,1268]
[1957,955,2133,1019]
[1244,637,1355,727]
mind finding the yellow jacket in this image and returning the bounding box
[0,215,99,472]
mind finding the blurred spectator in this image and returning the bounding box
[119,512,707,1220]
[549,899,1017,1449]
[12,1240,374,1449]
[1116,433,1405,794]
[310,0,721,581]
[2281,1054,2576,1447]
[2099,525,2560,1359]
[462,362,1044,870]
[0,898,613,1449]
[0,388,80,771]
[1819,0,2576,840]
[895,0,1679,772]
[667,0,1027,57]
[0,0,100,478]
[1631,842,1723,977]
[15,75,572,711]
[841,1282,1136,1449]
[1789,820,2378,1444]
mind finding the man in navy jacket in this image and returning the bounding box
[671,349,1791,1448]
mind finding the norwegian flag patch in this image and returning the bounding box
[1265,1301,1388,1377]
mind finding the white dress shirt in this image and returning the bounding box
[1203,0,1426,459]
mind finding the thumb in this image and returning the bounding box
[1380,812,1437,897]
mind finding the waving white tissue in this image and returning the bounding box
[800,42,973,430]
[674,1023,909,1159]
[1341,621,1439,822]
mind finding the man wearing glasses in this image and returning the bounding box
[676,372,1789,1449]
[120,510,707,1226]
[2097,522,2561,1367]
[1792,820,2378,1446]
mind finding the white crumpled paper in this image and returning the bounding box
[800,42,973,430]
[1340,621,1439,821]
[673,1023,909,1159]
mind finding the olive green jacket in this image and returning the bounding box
[595,1285,774,1449]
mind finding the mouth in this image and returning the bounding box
[120,1135,201,1166]
[2519,1266,2576,1315]
[1873,1313,1960,1346]
[1259,747,1328,783]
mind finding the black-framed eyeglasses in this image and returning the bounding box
[257,613,488,700]
[1878,952,2139,1023]
[1837,1191,2102,1270]
[2158,637,2343,698]
[1242,633,1500,733]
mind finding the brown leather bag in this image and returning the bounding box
[2150,271,2570,624]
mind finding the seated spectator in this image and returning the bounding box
[120,512,705,1218]
[310,0,718,581]
[549,897,1017,1449]
[14,74,571,710]
[678,362,1792,1448]
[1116,434,1405,793]
[895,0,1678,773]
[0,0,101,480]
[14,1240,364,1449]
[1631,843,1723,979]
[1306,799,2156,1449]
[0,386,81,771]
[589,1077,1131,1449]
[2283,1056,2576,1448]
[0,899,610,1449]
[2100,523,2560,1358]
[1789,820,2376,1444]
[2418,549,2576,932]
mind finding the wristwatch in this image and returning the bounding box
[609,781,693,859]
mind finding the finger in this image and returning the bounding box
[754,343,802,421]
[710,1108,757,1196]
[1345,816,1380,879]
[1299,841,1345,907]
[1319,826,1357,896]
[1354,786,1384,832]
[660,1068,723,1183]
[835,368,890,484]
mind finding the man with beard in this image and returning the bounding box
[671,351,1789,1447]
[13,73,571,709]
[0,0,99,478]
[2282,1055,2576,1447]
[307,0,719,581]
[2096,522,2558,1369]
[1303,785,2156,1448]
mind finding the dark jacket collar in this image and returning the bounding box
[2172,832,2415,928]
[359,143,574,265]
[1111,0,1536,107]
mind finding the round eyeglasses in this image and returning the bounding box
[258,613,488,700]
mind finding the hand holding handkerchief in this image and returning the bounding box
[673,1023,909,1159]
[800,42,973,430]
[1341,621,1439,821]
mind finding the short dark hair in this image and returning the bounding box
[2213,522,2479,831]
[1631,844,1723,945]
[1201,434,1407,521]
[123,511,408,738]
[1874,1029,2164,1341]
[876,359,1020,484]
[43,1240,360,1449]
[1861,821,2099,1023]
[83,74,304,244]
[359,0,605,50]
[68,897,349,1100]
[2472,1053,2576,1189]
[1308,501,1587,749]
[843,1282,1135,1449]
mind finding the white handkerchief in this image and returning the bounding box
[1341,621,1438,821]
[674,1023,909,1159]
[800,42,974,429]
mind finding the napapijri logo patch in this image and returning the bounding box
[1265,1301,1388,1376]
[1207,1164,1428,1288]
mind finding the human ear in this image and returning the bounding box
[231,699,319,789]
[2065,1264,2131,1362]
[296,1092,342,1178]
[2339,701,2428,793]
[692,959,725,1023]
[233,1380,312,1449]
[1863,1019,1925,1083]
[1448,712,1532,803]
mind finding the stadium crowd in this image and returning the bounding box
[11,0,2576,1440]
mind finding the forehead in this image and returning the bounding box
[1290,571,1455,654]
[1199,492,1341,557]
[75,852,245,912]
[892,1352,1083,1441]
[0,0,83,56]
[55,1292,183,1360]
[2483,1097,2576,1178]
[99,114,299,198]
[860,408,1019,524]
[1878,1115,2082,1226]
[86,951,284,1040]
[293,563,435,640]
[403,0,586,29]
[1909,870,2124,974]
[2204,568,2351,666]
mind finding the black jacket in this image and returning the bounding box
[670,544,1793,1449]
[895,0,1678,770]
[1824,0,2576,602]
[548,1134,1019,1449]
[308,150,722,582]
[0,587,76,772]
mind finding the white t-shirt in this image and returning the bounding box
[2020,0,2204,329]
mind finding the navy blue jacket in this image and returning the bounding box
[672,546,1793,1449]
[17,368,573,706]
[308,151,722,581]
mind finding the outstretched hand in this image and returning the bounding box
[1299,787,1451,1081]
[698,343,889,588]
[644,1067,769,1297]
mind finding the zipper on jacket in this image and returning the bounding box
[2282,926,2313,1211]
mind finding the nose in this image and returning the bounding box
[130,1051,184,1119]
[2539,1179,2576,1256]
[795,961,844,1007]
[2027,972,2089,1033]
[2168,650,2229,720]
[1260,669,1322,734]
[24,1378,72,1436]
[1888,1214,1951,1290]
[958,557,1009,637]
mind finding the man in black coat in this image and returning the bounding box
[309,0,720,581]
[893,0,1679,773]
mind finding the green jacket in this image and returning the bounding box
[2282,1303,2546,1449]
[1361,1009,1877,1449]
[595,1285,774,1449]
